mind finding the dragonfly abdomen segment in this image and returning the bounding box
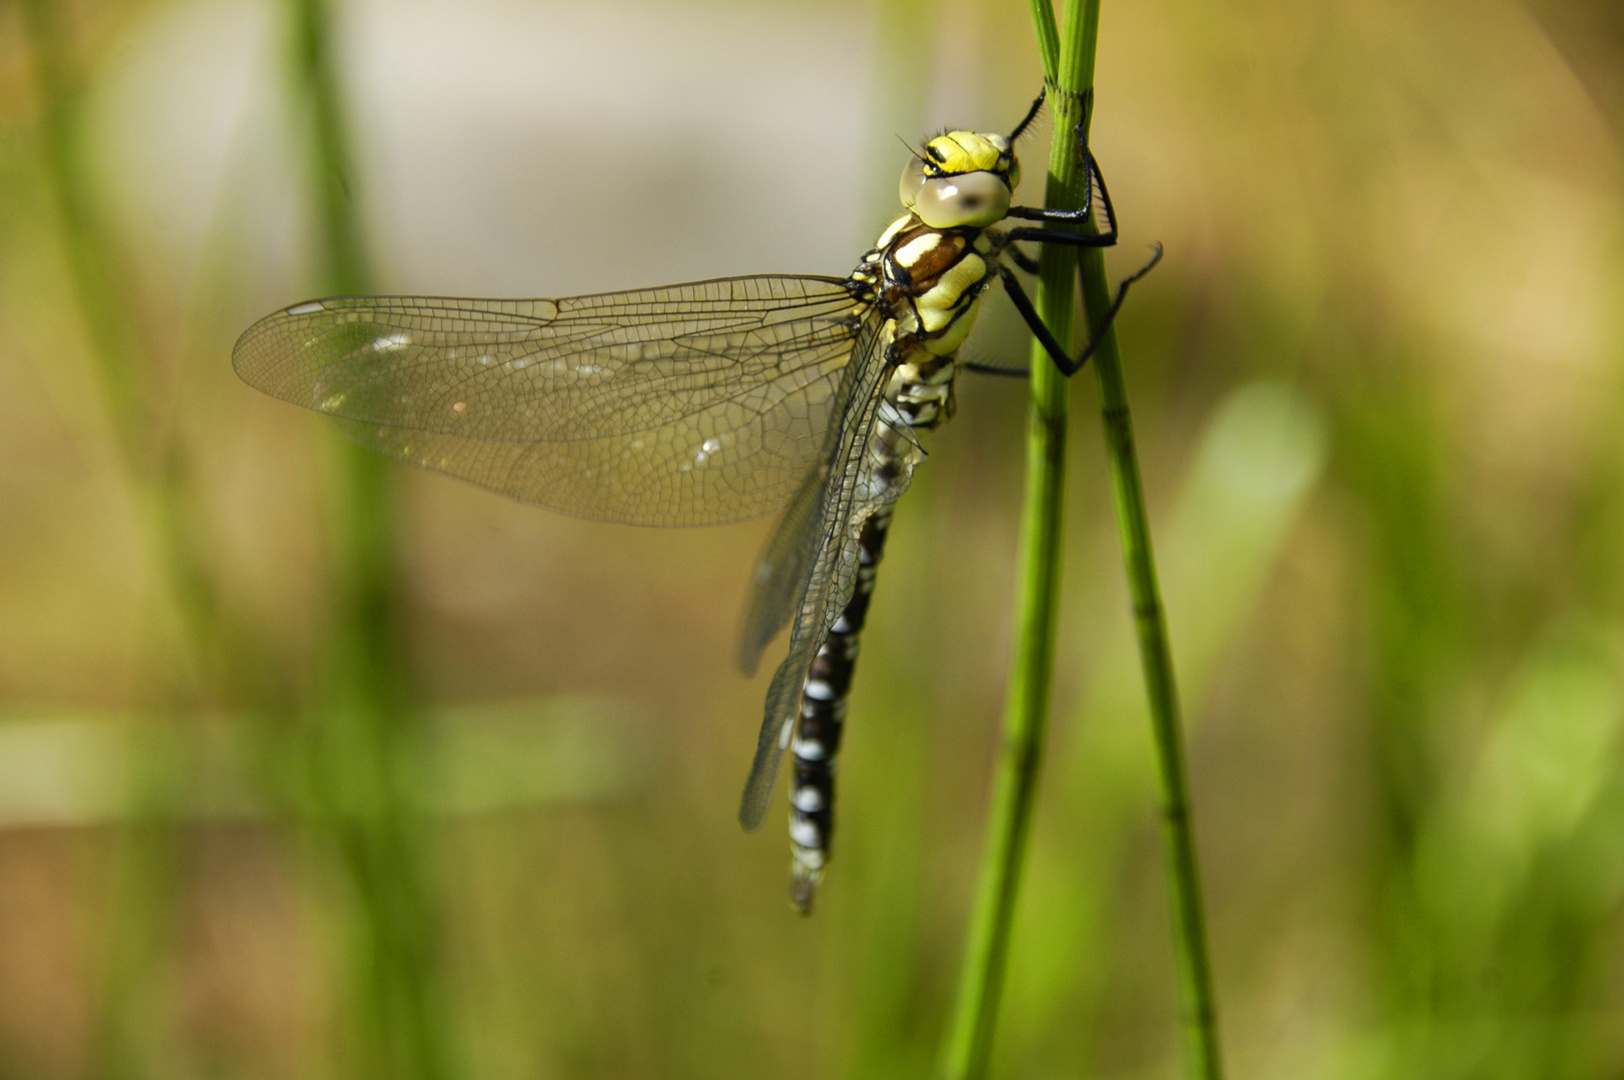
[788,505,893,913]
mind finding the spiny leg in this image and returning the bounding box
[997,244,1163,377]
[995,121,1161,376]
[1004,124,1119,244]
[788,505,894,914]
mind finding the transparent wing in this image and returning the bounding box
[735,320,925,832]
[735,456,829,677]
[233,276,864,526]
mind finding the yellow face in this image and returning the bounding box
[898,130,1021,229]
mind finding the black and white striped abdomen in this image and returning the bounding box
[781,215,991,913]
[787,505,893,912]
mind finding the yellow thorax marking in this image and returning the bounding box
[917,254,987,326]
[895,232,942,268]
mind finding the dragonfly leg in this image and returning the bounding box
[1006,244,1041,276]
[1003,226,1116,247]
[1000,135,1117,243]
[1008,89,1047,143]
[963,359,1031,378]
[788,505,894,914]
[997,264,1074,372]
[998,244,1164,377]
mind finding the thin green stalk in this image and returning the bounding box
[942,0,1222,1076]
[1084,277,1224,1080]
[1073,64,1225,1080]
[939,2,1095,1077]
[286,3,454,1079]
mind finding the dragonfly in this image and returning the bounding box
[234,89,1158,913]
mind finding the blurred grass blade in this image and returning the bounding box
[284,2,457,1078]
[19,4,227,1078]
[20,0,151,459]
[1416,621,1624,951]
[0,699,652,828]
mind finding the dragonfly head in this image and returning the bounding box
[899,131,1019,230]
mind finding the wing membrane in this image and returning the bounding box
[735,454,829,676]
[735,317,923,831]
[233,276,864,526]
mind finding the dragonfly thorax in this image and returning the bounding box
[850,211,997,431]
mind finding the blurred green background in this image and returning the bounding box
[2,0,1623,1077]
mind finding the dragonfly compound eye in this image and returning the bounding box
[907,170,1011,229]
[899,154,930,209]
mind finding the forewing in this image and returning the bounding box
[233,277,862,526]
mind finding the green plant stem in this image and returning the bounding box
[943,0,1222,1075]
[938,2,1094,1077]
[1069,61,1226,1080]
[287,3,454,1079]
[1084,269,1224,1080]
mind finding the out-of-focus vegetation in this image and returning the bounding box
[0,0,1620,1077]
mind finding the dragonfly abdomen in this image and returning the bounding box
[788,504,892,912]
[783,216,995,912]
